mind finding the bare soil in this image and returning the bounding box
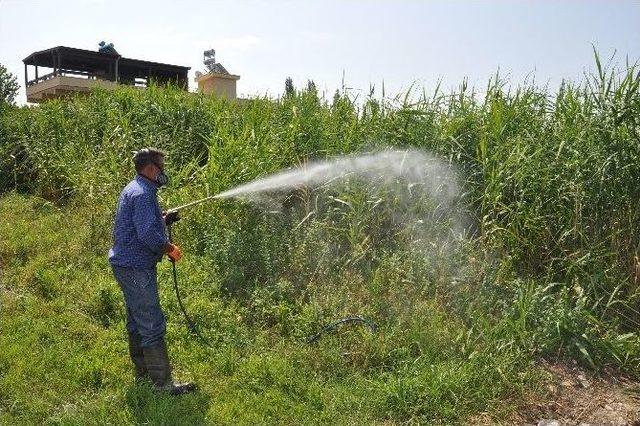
[472,359,640,425]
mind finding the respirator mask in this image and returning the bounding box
[153,162,169,187]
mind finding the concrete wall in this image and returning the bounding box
[26,72,241,103]
[195,73,240,100]
[26,76,117,103]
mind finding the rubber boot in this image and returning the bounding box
[127,331,147,382]
[142,339,196,395]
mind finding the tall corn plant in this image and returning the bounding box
[3,56,640,335]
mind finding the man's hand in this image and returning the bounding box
[163,210,181,227]
[166,243,183,262]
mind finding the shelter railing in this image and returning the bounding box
[26,68,116,87]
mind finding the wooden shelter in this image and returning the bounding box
[23,46,190,103]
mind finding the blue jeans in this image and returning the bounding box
[111,265,166,347]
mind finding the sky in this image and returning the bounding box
[1,0,639,104]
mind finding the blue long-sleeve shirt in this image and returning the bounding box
[108,175,169,269]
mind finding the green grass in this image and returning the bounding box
[1,54,640,423]
[0,195,542,424]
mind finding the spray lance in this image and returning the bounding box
[166,194,221,215]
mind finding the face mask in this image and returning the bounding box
[154,163,169,187]
[156,170,169,186]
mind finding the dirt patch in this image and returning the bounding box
[522,359,640,426]
[470,359,640,425]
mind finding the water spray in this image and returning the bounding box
[165,149,460,347]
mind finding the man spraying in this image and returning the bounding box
[108,148,195,395]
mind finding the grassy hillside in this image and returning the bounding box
[1,58,640,424]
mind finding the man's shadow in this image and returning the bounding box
[124,382,212,425]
